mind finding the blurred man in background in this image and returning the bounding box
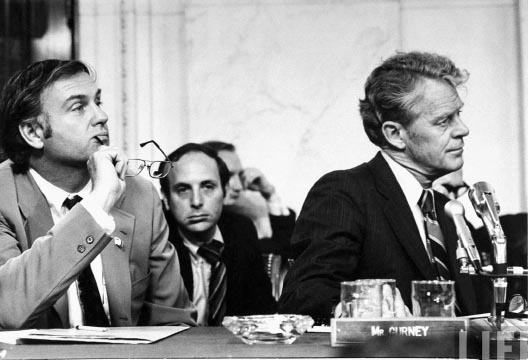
[202,141,295,258]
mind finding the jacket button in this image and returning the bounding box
[77,245,86,253]
[86,236,94,244]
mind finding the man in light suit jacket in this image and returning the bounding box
[279,52,491,323]
[159,143,276,326]
[0,60,196,329]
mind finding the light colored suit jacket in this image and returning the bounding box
[0,160,196,329]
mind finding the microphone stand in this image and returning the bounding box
[448,182,528,331]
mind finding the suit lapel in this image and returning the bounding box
[166,223,194,300]
[369,153,437,280]
[14,172,54,249]
[102,207,134,326]
[13,172,70,325]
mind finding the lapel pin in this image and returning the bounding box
[114,237,123,248]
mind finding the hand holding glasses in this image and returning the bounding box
[126,140,173,179]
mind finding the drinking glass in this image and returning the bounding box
[411,280,456,317]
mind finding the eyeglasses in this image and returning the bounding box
[126,140,173,179]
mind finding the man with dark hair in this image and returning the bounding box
[279,51,489,323]
[201,140,295,257]
[0,60,196,329]
[159,143,276,326]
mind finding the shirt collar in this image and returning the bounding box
[381,151,426,207]
[181,226,224,257]
[29,168,92,211]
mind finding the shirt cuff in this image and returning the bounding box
[81,197,116,234]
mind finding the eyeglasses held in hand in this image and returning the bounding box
[126,140,173,179]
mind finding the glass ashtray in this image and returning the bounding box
[222,314,314,345]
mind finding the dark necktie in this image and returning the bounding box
[63,195,110,327]
[197,240,227,326]
[419,190,451,281]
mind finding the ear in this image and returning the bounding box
[19,119,45,150]
[381,121,406,150]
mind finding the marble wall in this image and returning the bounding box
[78,0,527,215]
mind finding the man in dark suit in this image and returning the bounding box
[159,143,276,326]
[0,60,196,329]
[279,51,489,323]
[201,141,295,258]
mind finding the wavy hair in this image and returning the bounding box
[0,59,94,173]
[359,51,469,147]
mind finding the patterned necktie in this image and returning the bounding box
[63,195,110,327]
[197,240,227,326]
[419,190,451,281]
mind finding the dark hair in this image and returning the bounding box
[359,51,469,148]
[159,142,230,199]
[201,140,236,153]
[0,59,93,173]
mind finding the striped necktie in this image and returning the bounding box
[197,240,227,326]
[419,190,451,281]
[63,195,110,327]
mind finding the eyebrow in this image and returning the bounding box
[433,100,464,121]
[63,89,102,107]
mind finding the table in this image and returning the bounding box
[0,326,461,359]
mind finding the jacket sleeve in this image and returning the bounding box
[278,171,365,323]
[136,182,197,326]
[258,210,296,256]
[0,206,111,329]
[243,218,278,315]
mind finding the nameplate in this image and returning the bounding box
[330,318,468,358]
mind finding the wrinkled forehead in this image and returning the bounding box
[48,71,98,93]
[171,152,222,183]
[408,78,464,118]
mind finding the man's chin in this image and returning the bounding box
[185,222,215,235]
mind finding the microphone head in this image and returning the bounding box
[445,199,465,219]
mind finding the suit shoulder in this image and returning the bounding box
[0,160,14,176]
[124,175,158,196]
[311,162,372,192]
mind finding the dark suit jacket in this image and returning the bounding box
[260,211,296,257]
[0,161,196,329]
[279,152,490,322]
[167,211,277,319]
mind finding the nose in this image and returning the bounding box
[230,174,243,192]
[91,103,109,126]
[453,115,469,138]
[190,189,203,208]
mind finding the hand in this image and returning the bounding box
[433,170,469,200]
[224,190,272,238]
[382,285,413,318]
[335,285,412,318]
[86,146,128,213]
[241,167,275,199]
[225,190,269,220]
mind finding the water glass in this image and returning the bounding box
[340,279,383,318]
[411,280,456,317]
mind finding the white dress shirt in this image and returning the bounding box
[181,227,224,326]
[29,169,115,327]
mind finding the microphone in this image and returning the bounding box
[445,200,482,272]
[468,182,507,330]
[468,182,507,269]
